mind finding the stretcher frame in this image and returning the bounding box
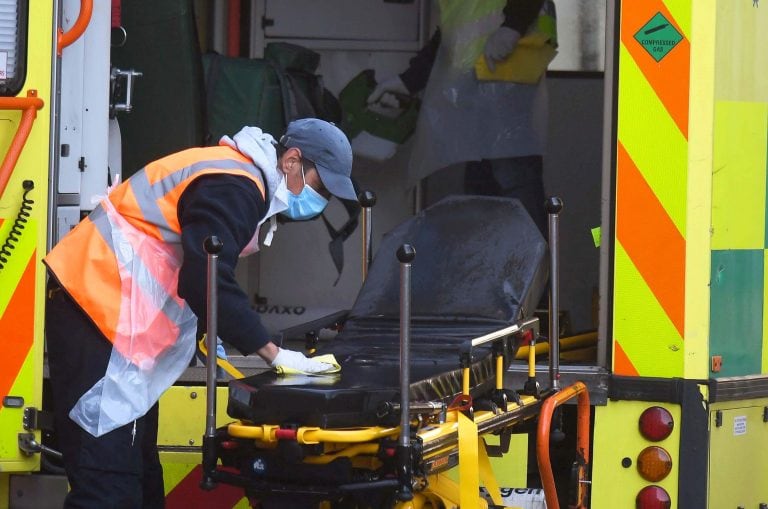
[198,198,591,509]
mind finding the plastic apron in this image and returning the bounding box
[406,0,549,187]
[70,197,198,437]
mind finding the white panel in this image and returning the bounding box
[78,0,111,209]
[58,0,86,195]
[265,0,422,42]
[550,0,606,72]
[107,118,122,183]
[56,206,81,242]
[57,0,111,208]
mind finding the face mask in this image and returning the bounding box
[281,164,329,220]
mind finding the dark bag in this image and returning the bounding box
[203,43,340,144]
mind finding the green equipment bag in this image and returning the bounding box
[203,43,341,144]
[111,0,206,177]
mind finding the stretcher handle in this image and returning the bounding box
[198,335,244,379]
[0,91,45,201]
[359,190,376,280]
[201,235,223,490]
[57,0,93,55]
[536,381,591,509]
[546,196,563,390]
[397,243,415,501]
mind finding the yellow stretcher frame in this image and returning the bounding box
[203,319,591,509]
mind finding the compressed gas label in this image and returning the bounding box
[733,415,747,436]
[633,12,683,62]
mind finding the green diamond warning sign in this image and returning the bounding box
[633,12,683,62]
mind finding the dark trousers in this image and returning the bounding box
[46,279,165,509]
[464,155,547,237]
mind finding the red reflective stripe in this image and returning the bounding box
[616,143,685,337]
[165,465,245,508]
[0,254,36,399]
[613,339,639,376]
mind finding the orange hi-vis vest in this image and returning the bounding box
[44,146,266,360]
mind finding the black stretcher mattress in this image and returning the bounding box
[228,196,549,428]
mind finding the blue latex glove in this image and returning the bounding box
[195,335,228,377]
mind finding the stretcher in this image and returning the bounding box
[199,196,591,509]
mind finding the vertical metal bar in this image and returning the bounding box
[397,243,415,501]
[398,244,413,446]
[201,235,222,489]
[546,198,563,390]
[413,181,423,214]
[205,240,220,438]
[598,0,620,371]
[359,190,376,279]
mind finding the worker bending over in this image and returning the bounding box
[44,118,355,508]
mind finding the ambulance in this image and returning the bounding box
[1,1,767,508]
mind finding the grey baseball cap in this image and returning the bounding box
[281,118,357,201]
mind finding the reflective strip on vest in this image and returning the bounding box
[45,146,267,346]
[439,0,506,71]
[90,201,187,325]
[437,0,557,71]
[128,158,261,243]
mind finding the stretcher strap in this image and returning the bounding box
[198,336,245,379]
[458,412,480,509]
[478,438,503,506]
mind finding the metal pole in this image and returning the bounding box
[359,190,376,279]
[201,235,223,489]
[397,243,415,501]
[546,197,563,390]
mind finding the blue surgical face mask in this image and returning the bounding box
[281,164,329,220]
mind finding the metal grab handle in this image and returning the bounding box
[201,235,223,490]
[110,67,143,114]
[397,243,415,501]
[0,91,45,200]
[18,433,63,459]
[359,190,377,279]
[57,0,93,55]
[536,381,591,509]
[546,197,563,390]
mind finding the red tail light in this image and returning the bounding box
[636,485,671,508]
[639,406,674,441]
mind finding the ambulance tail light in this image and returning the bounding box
[638,406,674,441]
[636,446,672,482]
[636,485,671,508]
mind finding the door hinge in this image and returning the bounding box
[23,407,55,431]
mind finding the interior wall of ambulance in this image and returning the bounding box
[226,0,604,344]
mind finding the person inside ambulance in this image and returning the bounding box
[43,118,356,508]
[368,0,555,236]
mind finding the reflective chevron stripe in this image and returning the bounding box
[613,0,691,377]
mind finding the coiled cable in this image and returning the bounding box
[0,180,34,270]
